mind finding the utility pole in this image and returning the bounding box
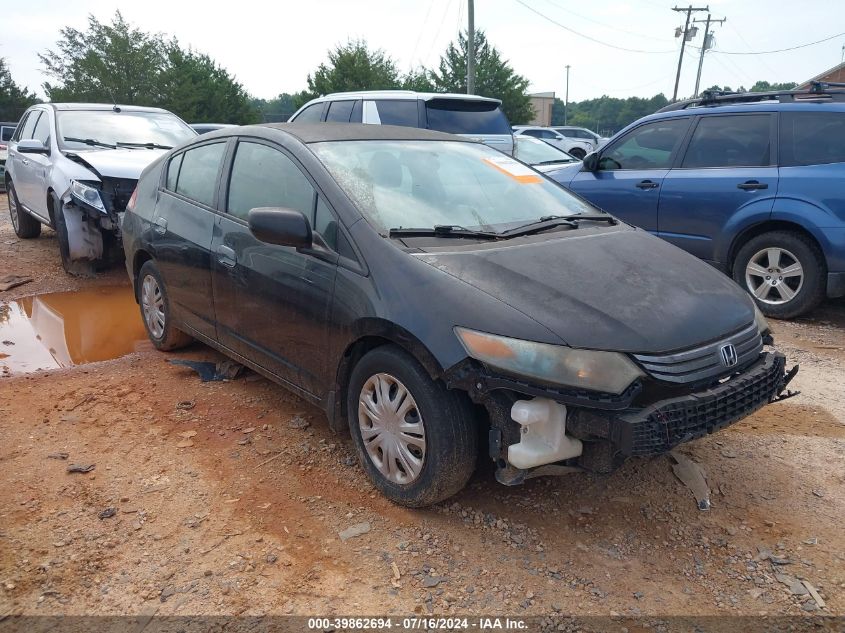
[467,0,475,94]
[693,14,726,97]
[564,65,570,125]
[672,5,709,101]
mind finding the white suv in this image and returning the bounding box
[5,103,195,275]
[511,126,593,159]
[290,90,514,155]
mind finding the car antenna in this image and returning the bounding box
[106,87,121,113]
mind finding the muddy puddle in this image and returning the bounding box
[0,286,147,375]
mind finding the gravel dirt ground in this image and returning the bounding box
[1,195,843,623]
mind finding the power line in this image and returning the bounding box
[513,0,677,54]
[539,0,668,43]
[711,31,845,55]
[410,1,436,65]
[426,0,456,64]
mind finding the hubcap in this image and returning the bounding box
[141,274,166,339]
[357,373,426,485]
[8,189,19,232]
[745,247,804,305]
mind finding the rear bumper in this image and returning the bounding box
[611,352,787,457]
[827,272,845,299]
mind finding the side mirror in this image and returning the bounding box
[17,139,49,154]
[248,207,312,248]
[582,152,599,172]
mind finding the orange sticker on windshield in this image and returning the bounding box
[482,156,542,183]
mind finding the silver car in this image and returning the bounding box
[5,103,195,275]
[290,90,515,155]
[512,126,593,159]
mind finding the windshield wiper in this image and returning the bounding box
[537,159,575,165]
[63,136,116,148]
[116,141,173,150]
[389,225,500,240]
[501,214,618,238]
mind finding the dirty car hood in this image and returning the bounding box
[415,228,755,353]
[66,148,167,180]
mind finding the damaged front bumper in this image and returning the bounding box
[446,351,797,484]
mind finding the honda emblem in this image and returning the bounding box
[720,343,738,367]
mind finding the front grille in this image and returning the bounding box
[617,352,785,456]
[99,177,138,214]
[632,322,763,384]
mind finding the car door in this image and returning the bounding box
[658,113,778,262]
[19,110,53,220]
[151,140,227,341]
[211,138,338,398]
[10,110,42,213]
[569,117,691,232]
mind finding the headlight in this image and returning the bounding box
[70,180,106,213]
[455,327,644,395]
[753,302,770,335]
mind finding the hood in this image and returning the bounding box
[66,148,167,180]
[415,228,755,354]
[544,161,583,185]
[535,161,581,176]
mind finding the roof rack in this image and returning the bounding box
[657,81,845,112]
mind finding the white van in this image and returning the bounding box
[289,91,514,155]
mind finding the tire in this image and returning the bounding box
[137,260,193,351]
[7,181,41,239]
[732,231,826,319]
[51,194,95,277]
[347,345,478,507]
[569,147,586,160]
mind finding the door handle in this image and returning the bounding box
[737,180,768,191]
[153,217,167,234]
[636,179,659,190]
[20,157,29,166]
[216,245,236,268]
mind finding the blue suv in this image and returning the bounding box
[549,86,845,318]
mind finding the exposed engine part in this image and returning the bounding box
[507,398,583,470]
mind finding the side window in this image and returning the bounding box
[175,142,226,207]
[166,153,183,191]
[541,130,558,139]
[374,100,418,127]
[682,114,771,168]
[227,141,314,222]
[780,112,845,167]
[17,111,39,141]
[293,103,323,123]
[522,129,541,138]
[350,100,363,123]
[314,196,338,250]
[599,118,689,170]
[32,112,51,145]
[325,100,355,122]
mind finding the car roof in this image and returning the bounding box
[637,100,845,127]
[41,103,172,113]
[237,122,476,144]
[308,90,502,105]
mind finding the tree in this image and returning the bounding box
[750,80,797,92]
[252,93,299,122]
[39,12,258,123]
[40,12,165,104]
[0,58,38,121]
[429,31,533,124]
[550,94,669,135]
[401,68,435,92]
[302,40,401,101]
[159,44,258,124]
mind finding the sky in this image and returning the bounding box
[3,0,844,103]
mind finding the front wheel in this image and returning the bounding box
[137,260,193,351]
[347,345,478,507]
[7,181,41,239]
[733,231,825,319]
[568,147,586,160]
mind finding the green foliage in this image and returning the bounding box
[0,58,38,121]
[39,12,258,124]
[302,40,402,102]
[401,68,436,93]
[251,93,299,122]
[429,31,533,124]
[749,80,798,92]
[551,94,670,135]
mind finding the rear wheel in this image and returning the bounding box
[137,260,193,351]
[347,345,478,507]
[7,181,41,239]
[733,231,825,319]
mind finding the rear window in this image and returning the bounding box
[425,99,511,135]
[780,112,845,167]
[1,126,15,142]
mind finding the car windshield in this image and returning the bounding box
[313,140,596,233]
[57,110,195,150]
[514,136,578,165]
[425,99,511,135]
